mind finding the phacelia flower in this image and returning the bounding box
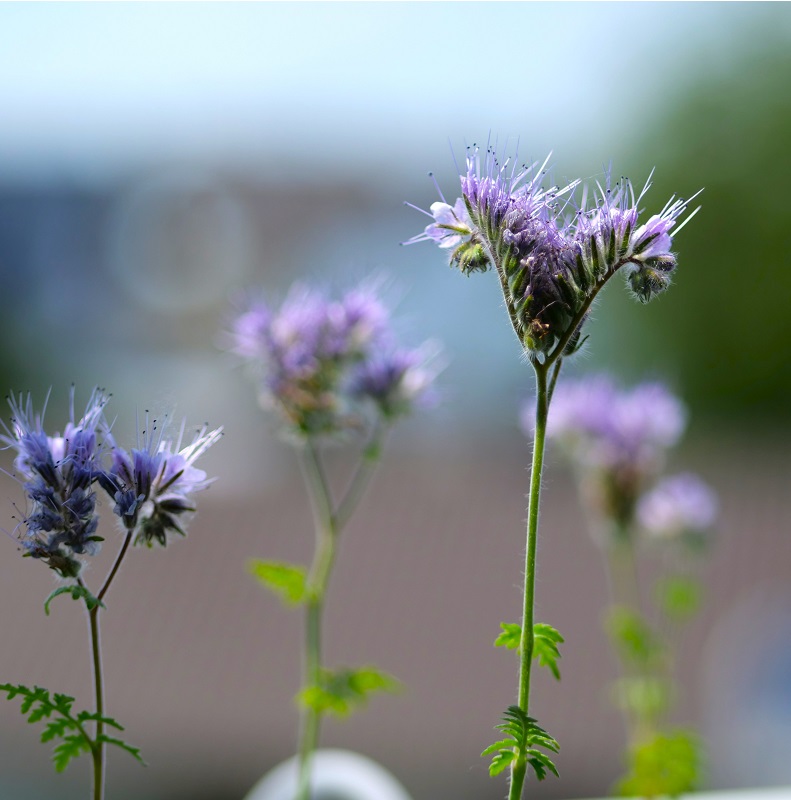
[408,144,700,357]
[229,282,440,437]
[229,285,389,436]
[637,473,718,543]
[100,417,222,547]
[351,343,441,421]
[1,388,110,577]
[530,375,687,529]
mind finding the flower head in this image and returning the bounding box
[101,416,222,547]
[408,144,700,357]
[1,388,110,577]
[351,343,441,421]
[230,282,440,437]
[229,285,389,436]
[637,473,718,543]
[531,375,686,531]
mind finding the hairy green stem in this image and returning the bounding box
[295,431,385,800]
[509,361,550,800]
[79,528,134,800]
[88,606,104,800]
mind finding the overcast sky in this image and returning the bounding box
[0,3,783,185]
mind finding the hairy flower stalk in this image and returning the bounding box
[230,283,439,800]
[409,144,699,799]
[2,389,220,800]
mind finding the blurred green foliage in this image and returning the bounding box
[595,25,791,424]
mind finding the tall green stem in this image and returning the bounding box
[295,431,385,800]
[88,605,104,800]
[509,361,550,800]
[80,528,134,800]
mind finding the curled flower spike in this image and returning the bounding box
[408,144,701,359]
[1,388,110,577]
[101,415,222,547]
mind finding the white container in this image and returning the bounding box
[244,748,413,800]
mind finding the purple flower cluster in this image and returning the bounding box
[637,473,718,542]
[409,145,700,356]
[526,375,686,533]
[540,375,687,473]
[230,283,439,435]
[2,389,221,575]
[531,374,716,542]
[2,389,109,577]
[100,417,223,547]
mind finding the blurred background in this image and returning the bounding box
[0,3,789,799]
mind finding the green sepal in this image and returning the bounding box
[620,220,633,258]
[607,226,617,268]
[247,559,311,606]
[297,666,399,718]
[44,585,105,616]
[482,706,559,781]
[589,234,602,276]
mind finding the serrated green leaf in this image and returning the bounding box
[296,665,399,718]
[1,682,144,774]
[527,748,560,781]
[494,622,521,649]
[78,712,125,730]
[494,623,565,679]
[481,738,516,757]
[488,749,515,776]
[97,735,146,765]
[44,585,104,616]
[247,559,310,606]
[53,735,92,772]
[484,706,560,782]
[534,623,564,680]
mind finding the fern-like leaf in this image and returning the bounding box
[98,735,146,765]
[494,622,565,680]
[1,683,144,772]
[482,705,560,781]
[533,623,564,680]
[494,622,521,649]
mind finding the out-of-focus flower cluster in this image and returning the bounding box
[409,146,700,357]
[229,283,440,437]
[523,374,716,544]
[1,389,221,577]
